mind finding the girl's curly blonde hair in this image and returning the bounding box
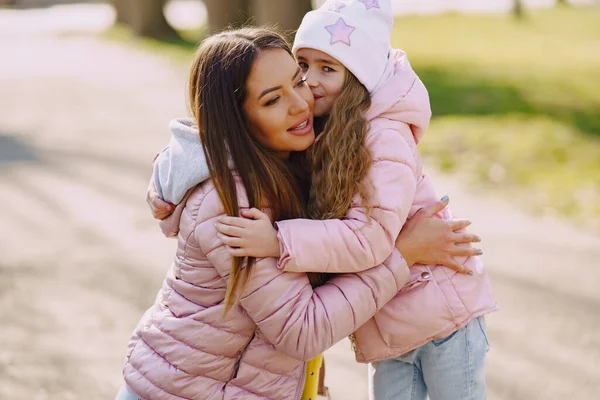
[308,70,372,220]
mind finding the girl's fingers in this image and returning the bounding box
[153,198,173,211]
[228,246,248,257]
[219,216,250,228]
[217,233,243,247]
[449,219,471,231]
[215,223,245,237]
[155,210,171,220]
[241,208,269,220]
[151,199,174,220]
[453,233,481,244]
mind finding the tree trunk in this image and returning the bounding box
[128,0,180,39]
[513,0,526,19]
[203,0,250,34]
[110,0,133,25]
[250,0,312,38]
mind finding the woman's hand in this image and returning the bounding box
[216,208,280,258]
[396,196,482,274]
[146,180,175,220]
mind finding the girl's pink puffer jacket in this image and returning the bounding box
[274,50,499,363]
[122,178,410,399]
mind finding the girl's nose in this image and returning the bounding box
[305,69,318,88]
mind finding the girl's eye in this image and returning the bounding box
[298,62,309,71]
[324,66,335,73]
[265,96,280,106]
[296,77,307,88]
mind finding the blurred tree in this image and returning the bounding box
[110,0,313,40]
[111,0,179,39]
[203,0,312,36]
[203,0,250,33]
[251,0,312,34]
[513,0,526,19]
[110,0,132,25]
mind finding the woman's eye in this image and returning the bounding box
[265,96,280,106]
[324,66,335,73]
[298,62,309,71]
[296,77,307,87]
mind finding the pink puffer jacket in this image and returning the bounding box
[275,50,499,363]
[122,178,410,399]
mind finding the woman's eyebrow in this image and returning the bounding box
[258,67,302,100]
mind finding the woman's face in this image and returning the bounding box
[243,49,315,159]
[296,48,347,118]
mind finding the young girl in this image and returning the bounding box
[214,1,498,399]
[117,27,416,400]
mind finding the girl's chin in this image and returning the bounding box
[313,104,330,118]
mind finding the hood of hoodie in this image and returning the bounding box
[153,117,211,205]
[365,49,431,145]
[154,117,232,237]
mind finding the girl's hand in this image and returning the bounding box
[146,180,175,220]
[396,196,482,274]
[216,208,280,258]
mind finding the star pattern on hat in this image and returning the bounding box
[328,0,346,12]
[325,17,355,46]
[359,0,380,9]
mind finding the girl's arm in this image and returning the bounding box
[196,189,410,362]
[220,126,419,274]
[217,196,481,274]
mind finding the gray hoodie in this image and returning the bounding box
[153,117,232,205]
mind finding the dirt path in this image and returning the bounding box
[0,9,598,400]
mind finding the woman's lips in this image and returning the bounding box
[287,117,312,136]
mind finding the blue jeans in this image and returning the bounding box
[368,317,489,400]
[115,386,139,400]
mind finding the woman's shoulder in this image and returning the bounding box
[184,175,249,223]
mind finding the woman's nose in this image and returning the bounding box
[289,91,309,116]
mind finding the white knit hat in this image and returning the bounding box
[292,0,395,94]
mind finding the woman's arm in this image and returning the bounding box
[395,197,481,274]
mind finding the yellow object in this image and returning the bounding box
[301,353,323,400]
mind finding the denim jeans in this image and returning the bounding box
[115,385,139,400]
[368,317,489,400]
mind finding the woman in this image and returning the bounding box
[118,27,421,400]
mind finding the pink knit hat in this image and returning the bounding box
[292,0,396,94]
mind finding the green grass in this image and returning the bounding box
[391,6,600,229]
[104,6,600,229]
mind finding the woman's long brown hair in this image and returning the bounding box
[309,71,372,220]
[188,28,307,314]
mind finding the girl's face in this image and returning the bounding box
[243,49,315,159]
[296,48,347,118]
